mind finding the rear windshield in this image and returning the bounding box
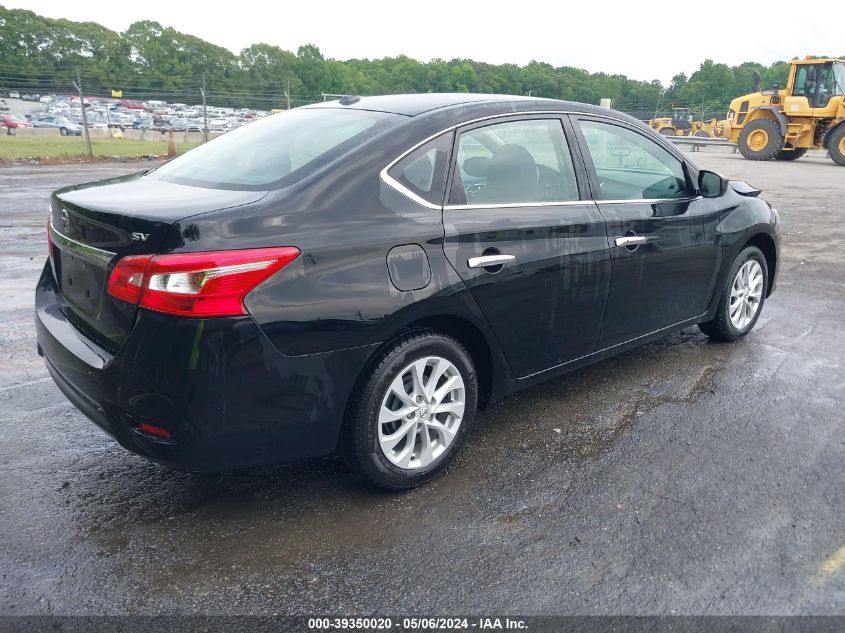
[150,108,404,190]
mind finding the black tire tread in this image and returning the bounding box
[829,126,845,166]
[738,118,783,161]
[344,328,476,490]
[699,246,768,342]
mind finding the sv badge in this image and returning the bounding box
[131,232,150,242]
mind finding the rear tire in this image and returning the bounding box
[774,148,807,161]
[659,127,676,137]
[829,125,845,166]
[699,246,768,342]
[738,118,783,161]
[344,330,478,490]
[694,130,711,138]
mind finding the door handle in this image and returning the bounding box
[467,254,516,269]
[615,235,648,247]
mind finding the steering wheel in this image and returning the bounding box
[642,176,684,199]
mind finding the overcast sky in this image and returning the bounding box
[10,0,841,84]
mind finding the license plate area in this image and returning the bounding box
[56,247,108,320]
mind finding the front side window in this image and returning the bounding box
[151,108,403,190]
[449,119,579,206]
[578,120,689,200]
[387,133,452,206]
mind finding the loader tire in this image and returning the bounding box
[738,118,783,161]
[774,148,807,161]
[829,126,845,166]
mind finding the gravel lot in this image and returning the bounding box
[0,149,843,616]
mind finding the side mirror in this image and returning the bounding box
[698,170,728,198]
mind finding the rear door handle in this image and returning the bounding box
[615,235,648,247]
[467,254,516,269]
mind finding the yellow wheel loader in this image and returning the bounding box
[724,58,845,165]
[648,107,720,137]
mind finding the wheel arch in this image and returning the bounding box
[747,107,788,137]
[335,312,500,456]
[393,314,496,410]
[822,119,845,149]
[744,232,778,297]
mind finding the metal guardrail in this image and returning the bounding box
[668,137,738,153]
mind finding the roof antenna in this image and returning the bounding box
[338,95,361,106]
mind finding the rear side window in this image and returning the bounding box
[151,108,403,191]
[448,119,579,206]
[387,133,452,206]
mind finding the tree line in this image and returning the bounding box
[0,5,839,117]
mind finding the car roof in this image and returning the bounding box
[302,92,637,124]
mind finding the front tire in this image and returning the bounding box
[59,127,68,136]
[738,118,783,161]
[345,330,477,490]
[829,125,845,166]
[699,246,768,342]
[659,127,676,137]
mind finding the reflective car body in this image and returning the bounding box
[35,94,779,471]
[30,115,83,135]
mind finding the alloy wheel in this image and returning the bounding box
[377,356,465,470]
[729,260,764,330]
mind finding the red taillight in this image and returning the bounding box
[107,247,300,317]
[107,255,152,304]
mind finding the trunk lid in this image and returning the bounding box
[49,172,266,352]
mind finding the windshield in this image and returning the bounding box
[150,108,404,190]
[833,63,845,95]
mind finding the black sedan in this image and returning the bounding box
[35,94,779,489]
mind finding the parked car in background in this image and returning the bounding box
[168,118,189,132]
[0,99,9,112]
[207,118,229,131]
[1,114,31,134]
[118,99,145,110]
[30,115,82,135]
[9,91,20,99]
[36,94,780,489]
[75,113,108,129]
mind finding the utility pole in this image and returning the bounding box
[284,78,291,110]
[73,70,93,157]
[201,72,208,143]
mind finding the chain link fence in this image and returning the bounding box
[1,72,732,160]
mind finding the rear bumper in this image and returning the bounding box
[35,261,375,471]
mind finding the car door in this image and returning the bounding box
[441,115,611,378]
[571,116,721,348]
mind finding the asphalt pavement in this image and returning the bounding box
[0,150,842,616]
